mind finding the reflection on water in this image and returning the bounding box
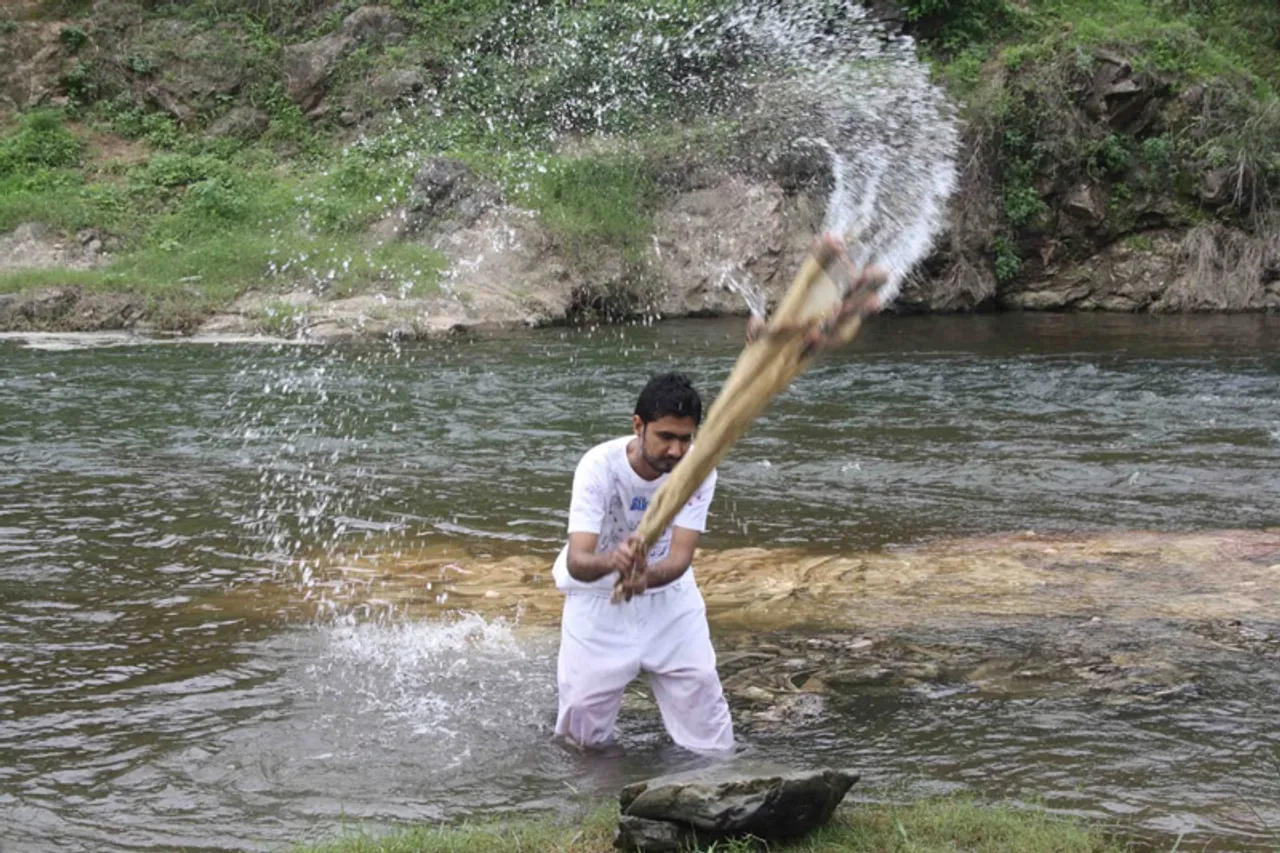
[2,314,1280,852]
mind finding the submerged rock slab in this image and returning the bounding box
[615,763,857,851]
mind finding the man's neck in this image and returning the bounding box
[626,437,662,482]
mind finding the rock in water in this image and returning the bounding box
[615,762,858,851]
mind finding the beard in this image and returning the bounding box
[641,446,679,474]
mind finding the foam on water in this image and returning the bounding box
[302,614,554,749]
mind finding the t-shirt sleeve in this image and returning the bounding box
[672,468,717,533]
[567,452,608,535]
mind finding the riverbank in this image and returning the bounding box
[2,0,1279,339]
[291,798,1131,852]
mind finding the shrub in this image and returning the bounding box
[0,111,83,176]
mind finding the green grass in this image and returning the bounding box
[914,0,1280,89]
[0,104,656,327]
[0,111,443,324]
[293,798,1128,853]
[0,230,442,298]
[517,154,661,262]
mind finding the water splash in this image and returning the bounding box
[238,0,959,609]
[309,614,550,740]
[722,2,959,307]
[462,0,959,307]
[257,0,957,320]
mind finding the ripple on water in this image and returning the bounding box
[2,314,1280,851]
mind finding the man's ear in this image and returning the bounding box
[632,414,644,436]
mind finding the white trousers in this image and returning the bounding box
[555,579,735,753]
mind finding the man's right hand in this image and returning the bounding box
[566,532,648,587]
[608,536,643,577]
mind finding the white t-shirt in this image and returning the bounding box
[552,436,717,594]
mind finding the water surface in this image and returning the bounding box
[2,313,1279,851]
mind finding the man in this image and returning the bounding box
[552,372,734,753]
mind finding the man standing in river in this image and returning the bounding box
[552,372,735,753]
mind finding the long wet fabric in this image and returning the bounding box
[618,241,870,602]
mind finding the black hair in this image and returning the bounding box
[634,372,703,425]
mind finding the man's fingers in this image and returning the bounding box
[858,263,889,290]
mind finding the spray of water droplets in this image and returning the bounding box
[436,0,959,310]
[262,0,957,319]
[708,1,959,308]
[305,615,552,744]
[237,1,959,616]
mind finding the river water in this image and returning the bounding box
[2,313,1279,852]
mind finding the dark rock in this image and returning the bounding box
[339,6,398,42]
[21,287,80,323]
[1063,183,1106,225]
[614,815,695,852]
[1198,166,1238,207]
[282,32,351,112]
[1001,280,1093,310]
[145,82,195,124]
[1085,51,1164,133]
[617,762,858,850]
[91,0,146,30]
[406,157,500,232]
[370,68,424,103]
[1178,83,1206,111]
[209,106,270,139]
[281,7,399,112]
[766,143,831,192]
[862,0,907,33]
[1005,230,1182,311]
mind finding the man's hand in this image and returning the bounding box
[617,566,650,601]
[608,536,643,576]
[610,533,649,604]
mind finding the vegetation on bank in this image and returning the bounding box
[1,0,736,327]
[904,0,1280,294]
[292,798,1130,853]
[1,0,1278,327]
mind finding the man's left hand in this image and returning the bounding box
[618,567,650,601]
[611,533,649,603]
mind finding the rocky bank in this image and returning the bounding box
[2,1,1278,339]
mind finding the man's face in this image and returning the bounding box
[633,414,697,474]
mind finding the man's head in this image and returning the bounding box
[632,372,702,475]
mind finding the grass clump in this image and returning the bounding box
[910,0,1280,87]
[0,110,442,324]
[292,797,1127,853]
[518,154,661,262]
[0,110,84,175]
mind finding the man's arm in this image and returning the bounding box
[644,526,699,588]
[621,526,699,595]
[566,532,638,582]
[622,470,714,597]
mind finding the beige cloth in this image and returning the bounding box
[615,240,872,602]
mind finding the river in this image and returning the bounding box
[2,313,1278,851]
